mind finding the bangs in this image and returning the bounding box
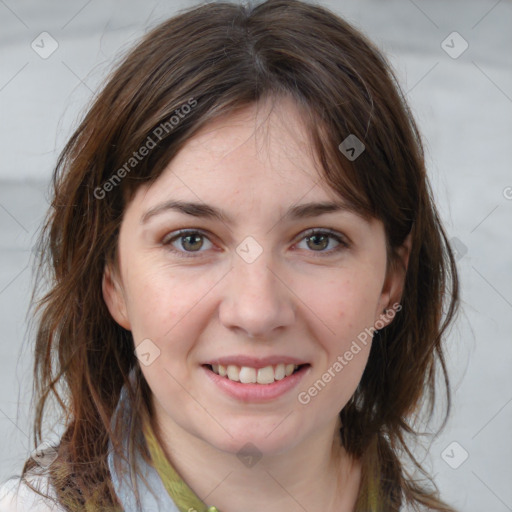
[118,90,377,227]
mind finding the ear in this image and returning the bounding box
[376,232,412,327]
[102,263,131,330]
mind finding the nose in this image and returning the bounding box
[218,249,296,339]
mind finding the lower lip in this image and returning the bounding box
[202,365,310,403]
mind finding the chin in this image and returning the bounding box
[198,420,305,458]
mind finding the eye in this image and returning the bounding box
[161,228,349,259]
[162,229,214,258]
[294,228,348,255]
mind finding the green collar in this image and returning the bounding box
[142,417,220,512]
[141,417,374,512]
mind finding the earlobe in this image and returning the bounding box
[102,264,131,330]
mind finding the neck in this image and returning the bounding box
[152,411,362,512]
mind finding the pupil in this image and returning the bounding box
[183,234,202,251]
[308,234,328,251]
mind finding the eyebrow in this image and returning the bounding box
[141,199,354,225]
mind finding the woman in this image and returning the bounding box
[0,0,459,510]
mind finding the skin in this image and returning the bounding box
[103,95,410,512]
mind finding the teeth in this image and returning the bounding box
[227,365,240,382]
[285,364,295,377]
[257,366,275,384]
[209,363,301,384]
[274,363,285,380]
[239,367,257,384]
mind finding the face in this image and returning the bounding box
[103,96,407,457]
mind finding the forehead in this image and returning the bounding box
[138,96,341,208]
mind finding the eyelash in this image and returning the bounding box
[161,228,349,259]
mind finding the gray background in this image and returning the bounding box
[1,0,511,511]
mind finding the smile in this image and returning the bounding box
[207,363,302,384]
[202,361,310,402]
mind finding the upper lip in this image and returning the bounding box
[203,356,309,369]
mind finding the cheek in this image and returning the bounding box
[320,270,384,335]
[120,256,220,343]
[302,272,381,395]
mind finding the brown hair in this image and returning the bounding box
[19,0,459,510]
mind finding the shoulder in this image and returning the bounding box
[0,473,66,512]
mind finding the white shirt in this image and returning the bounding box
[0,379,180,512]
[0,472,64,512]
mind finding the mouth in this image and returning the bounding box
[203,363,309,385]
